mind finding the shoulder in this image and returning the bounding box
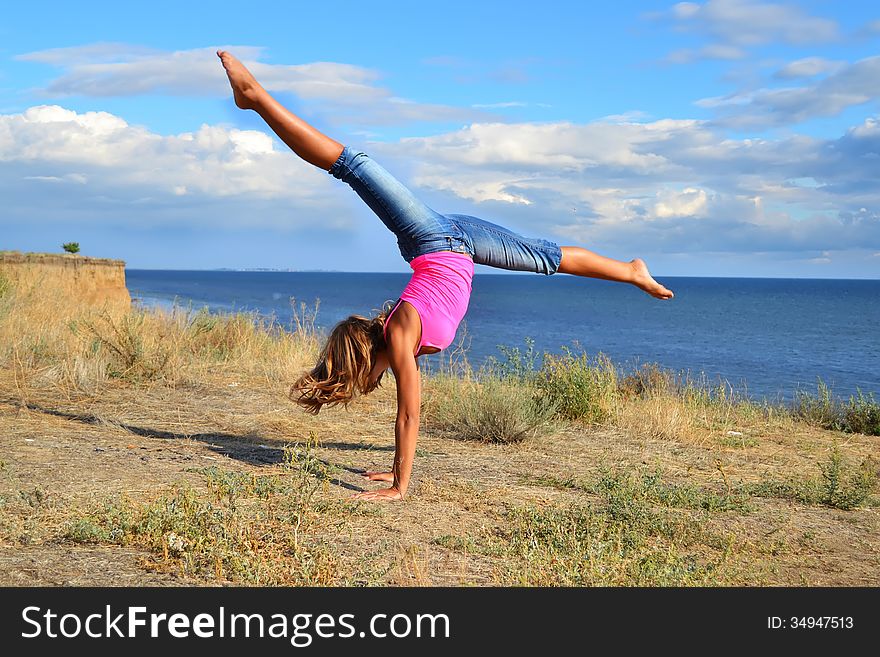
[386,300,421,333]
[385,302,420,358]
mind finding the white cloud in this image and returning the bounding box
[654,0,838,63]
[773,56,845,80]
[395,120,702,173]
[698,55,880,128]
[414,169,535,205]
[0,105,352,228]
[22,173,87,184]
[3,103,880,260]
[666,44,747,64]
[16,44,482,126]
[673,0,838,45]
[672,2,701,19]
[651,187,709,218]
[17,42,162,66]
[471,101,529,109]
[377,115,880,255]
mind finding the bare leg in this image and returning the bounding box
[218,52,672,300]
[217,50,344,170]
[558,246,674,299]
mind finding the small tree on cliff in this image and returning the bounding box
[62,242,80,254]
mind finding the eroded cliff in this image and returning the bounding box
[0,252,131,313]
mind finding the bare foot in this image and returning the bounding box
[216,50,265,110]
[360,471,394,483]
[630,258,674,300]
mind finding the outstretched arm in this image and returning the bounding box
[217,50,344,171]
[354,336,420,501]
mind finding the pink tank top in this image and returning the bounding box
[383,251,474,353]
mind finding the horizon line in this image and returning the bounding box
[123,267,880,281]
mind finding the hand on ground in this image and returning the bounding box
[360,470,394,482]
[352,487,404,502]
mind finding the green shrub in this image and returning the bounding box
[536,349,619,423]
[793,380,880,437]
[427,375,556,443]
[618,362,674,399]
[62,242,80,254]
[794,379,842,430]
[842,390,880,436]
[610,469,751,512]
[742,445,876,510]
[65,518,111,544]
[819,445,876,510]
[487,337,540,382]
[740,478,821,505]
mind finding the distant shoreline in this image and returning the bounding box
[123,267,880,280]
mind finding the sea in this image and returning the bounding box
[126,270,880,403]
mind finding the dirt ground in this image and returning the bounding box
[1,369,878,586]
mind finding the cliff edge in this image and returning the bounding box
[0,252,131,313]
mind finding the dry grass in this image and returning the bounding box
[63,440,339,585]
[617,393,692,442]
[0,277,321,394]
[1,277,878,587]
[425,374,557,444]
[424,342,796,449]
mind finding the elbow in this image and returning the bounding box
[396,410,420,427]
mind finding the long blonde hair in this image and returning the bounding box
[290,303,393,414]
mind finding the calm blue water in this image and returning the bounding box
[126,270,880,402]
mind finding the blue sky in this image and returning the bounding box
[2,0,879,277]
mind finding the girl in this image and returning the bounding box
[217,51,673,501]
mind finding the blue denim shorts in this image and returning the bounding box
[329,146,562,275]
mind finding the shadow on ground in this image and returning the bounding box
[1,396,368,492]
